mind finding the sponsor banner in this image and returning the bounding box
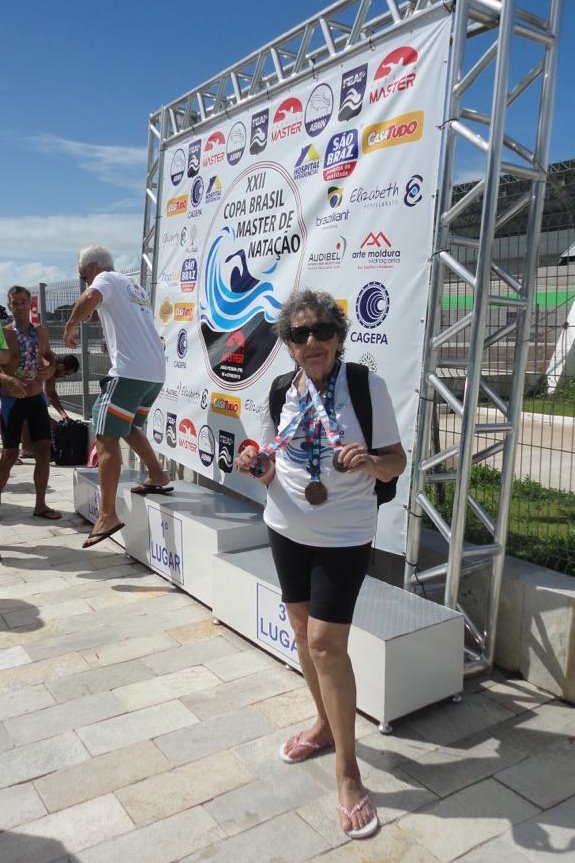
[152,12,452,555]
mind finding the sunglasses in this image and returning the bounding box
[288,322,337,344]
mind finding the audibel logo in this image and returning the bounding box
[404,174,423,206]
[355,281,390,328]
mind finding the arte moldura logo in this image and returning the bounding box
[210,392,242,418]
[370,46,418,103]
[338,64,367,121]
[362,112,423,154]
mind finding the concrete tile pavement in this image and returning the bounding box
[1,461,574,863]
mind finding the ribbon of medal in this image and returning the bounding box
[13,324,39,381]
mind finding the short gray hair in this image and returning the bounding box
[77,245,114,271]
[274,288,349,347]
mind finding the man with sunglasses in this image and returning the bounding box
[236,288,406,841]
[63,246,170,549]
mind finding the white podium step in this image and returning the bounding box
[212,546,464,727]
[74,467,268,606]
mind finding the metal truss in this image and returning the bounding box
[403,0,563,674]
[140,0,450,290]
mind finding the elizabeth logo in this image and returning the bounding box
[338,64,367,121]
[170,149,186,186]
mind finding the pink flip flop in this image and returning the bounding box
[337,793,379,839]
[278,732,334,764]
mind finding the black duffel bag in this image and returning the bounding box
[51,419,89,466]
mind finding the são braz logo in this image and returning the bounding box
[198,163,306,387]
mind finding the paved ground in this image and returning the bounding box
[1,461,574,863]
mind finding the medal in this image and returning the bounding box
[332,451,348,472]
[305,481,327,505]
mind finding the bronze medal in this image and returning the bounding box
[305,481,328,505]
[332,451,348,472]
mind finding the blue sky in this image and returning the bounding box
[0,0,572,306]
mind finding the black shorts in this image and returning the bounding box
[0,394,51,450]
[267,528,371,624]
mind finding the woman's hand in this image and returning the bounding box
[335,442,406,480]
[235,446,275,485]
[334,442,373,475]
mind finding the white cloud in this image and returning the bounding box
[24,134,147,192]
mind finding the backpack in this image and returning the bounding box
[269,361,397,506]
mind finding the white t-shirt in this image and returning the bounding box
[261,363,401,547]
[93,271,165,382]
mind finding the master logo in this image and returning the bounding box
[178,418,198,453]
[250,109,269,155]
[203,131,226,167]
[187,139,201,178]
[271,97,303,141]
[370,46,418,103]
[362,112,423,154]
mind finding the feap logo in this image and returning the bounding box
[362,112,423,154]
[293,144,320,180]
[166,412,177,448]
[271,97,303,142]
[203,130,225,167]
[323,130,359,181]
[187,139,201,178]
[404,174,423,206]
[170,148,186,186]
[210,392,242,419]
[250,109,269,155]
[305,84,333,137]
[226,121,247,166]
[180,258,197,293]
[178,418,198,453]
[166,195,187,217]
[338,64,367,121]
[218,430,235,473]
[370,46,418,103]
[173,302,195,321]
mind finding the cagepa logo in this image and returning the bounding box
[305,84,333,137]
[198,425,216,467]
[190,176,204,209]
[349,181,400,209]
[354,281,390,340]
[338,64,367,121]
[166,412,177,448]
[307,235,347,271]
[370,46,418,103]
[226,122,247,166]
[173,302,194,322]
[362,112,423,154]
[327,186,343,208]
[152,408,164,444]
[250,109,269,155]
[166,195,187,217]
[271,97,303,142]
[176,328,188,359]
[218,430,235,473]
[206,175,223,203]
[210,392,242,419]
[187,139,201,178]
[294,144,320,180]
[203,131,225,167]
[178,418,198,453]
[352,231,401,269]
[404,174,423,206]
[323,130,358,181]
[170,148,186,186]
[180,258,197,293]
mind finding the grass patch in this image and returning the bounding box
[425,465,575,576]
[523,380,575,418]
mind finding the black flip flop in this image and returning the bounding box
[130,484,174,496]
[82,522,124,549]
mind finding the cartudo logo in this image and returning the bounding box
[370,46,418,103]
[166,195,187,217]
[362,112,423,154]
[173,302,194,321]
[210,392,242,419]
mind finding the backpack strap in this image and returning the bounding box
[269,370,298,430]
[345,362,373,450]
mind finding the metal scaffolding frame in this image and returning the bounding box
[140,0,563,675]
[403,0,563,674]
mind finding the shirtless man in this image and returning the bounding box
[0,285,61,519]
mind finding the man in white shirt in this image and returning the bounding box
[64,246,172,548]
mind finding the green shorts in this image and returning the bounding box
[92,376,163,438]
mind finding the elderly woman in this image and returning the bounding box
[236,288,406,840]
